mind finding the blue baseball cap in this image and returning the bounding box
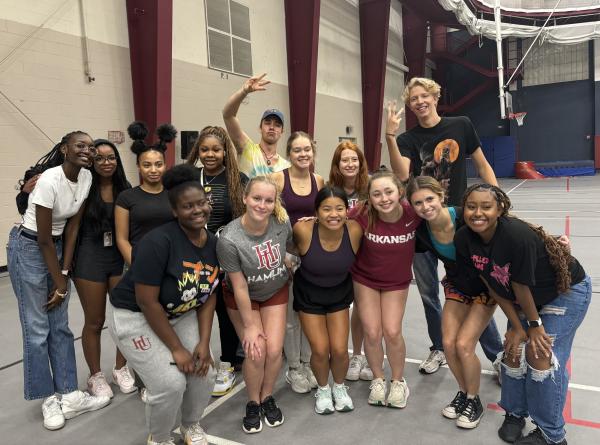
[261,108,284,126]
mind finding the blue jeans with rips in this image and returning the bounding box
[499,275,591,444]
[413,251,503,362]
[6,226,78,400]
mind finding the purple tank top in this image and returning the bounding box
[299,223,355,287]
[280,169,318,226]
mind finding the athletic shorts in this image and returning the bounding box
[223,281,288,311]
[73,239,124,282]
[293,271,353,315]
[442,277,496,306]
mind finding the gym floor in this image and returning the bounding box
[1,176,599,445]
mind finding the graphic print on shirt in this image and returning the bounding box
[419,138,460,203]
[365,229,416,244]
[250,240,286,283]
[471,254,489,271]
[490,261,511,291]
[167,260,220,315]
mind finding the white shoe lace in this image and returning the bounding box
[332,384,349,399]
[349,356,362,370]
[184,422,207,441]
[43,397,62,417]
[369,379,385,392]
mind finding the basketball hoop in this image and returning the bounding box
[509,112,527,127]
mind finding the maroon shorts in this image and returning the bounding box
[223,281,289,311]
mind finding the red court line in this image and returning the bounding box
[565,215,571,237]
[566,177,570,192]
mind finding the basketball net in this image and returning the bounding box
[509,112,527,126]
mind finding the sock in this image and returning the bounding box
[467,394,476,399]
[318,385,330,391]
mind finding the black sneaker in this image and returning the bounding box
[261,395,284,427]
[442,391,467,419]
[456,395,484,429]
[515,428,567,445]
[242,401,262,434]
[498,414,526,443]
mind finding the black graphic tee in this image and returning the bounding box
[396,116,481,205]
[110,221,220,318]
[454,216,585,307]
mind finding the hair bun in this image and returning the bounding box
[127,121,148,141]
[156,123,177,144]
[162,164,200,191]
[130,140,147,155]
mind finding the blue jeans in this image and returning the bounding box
[499,275,592,444]
[6,226,78,400]
[413,251,503,362]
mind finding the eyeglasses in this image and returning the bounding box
[94,155,117,164]
[73,142,97,154]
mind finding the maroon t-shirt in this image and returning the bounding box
[350,200,420,290]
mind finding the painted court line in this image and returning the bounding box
[505,179,527,194]
[203,380,247,418]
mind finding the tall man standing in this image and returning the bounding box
[385,77,503,375]
[223,73,290,177]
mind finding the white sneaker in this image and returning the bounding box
[387,379,409,409]
[368,378,386,406]
[332,383,354,412]
[147,436,176,445]
[112,365,137,394]
[212,361,236,396]
[87,372,114,398]
[181,422,209,445]
[285,368,311,394]
[60,390,111,419]
[314,386,334,415]
[42,395,65,430]
[359,360,374,381]
[302,362,318,389]
[419,350,447,374]
[345,355,362,381]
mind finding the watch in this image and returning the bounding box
[527,318,543,328]
[61,269,70,277]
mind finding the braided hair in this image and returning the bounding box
[186,126,245,219]
[462,183,572,293]
[127,121,177,161]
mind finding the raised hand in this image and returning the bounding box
[386,100,404,136]
[242,73,270,95]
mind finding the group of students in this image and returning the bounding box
[7,75,590,445]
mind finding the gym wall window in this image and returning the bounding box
[205,0,252,76]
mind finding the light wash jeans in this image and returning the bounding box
[413,250,503,362]
[499,275,591,444]
[6,226,78,400]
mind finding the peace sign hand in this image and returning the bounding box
[242,73,270,95]
[386,100,404,136]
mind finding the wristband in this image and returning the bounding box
[55,289,68,298]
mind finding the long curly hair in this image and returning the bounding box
[328,141,369,198]
[462,183,572,293]
[186,126,245,219]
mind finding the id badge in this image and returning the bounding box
[103,231,113,247]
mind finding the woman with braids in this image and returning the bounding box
[349,169,420,409]
[109,164,218,445]
[115,121,177,267]
[71,139,134,398]
[328,141,372,382]
[216,176,293,434]
[186,125,248,396]
[406,176,496,429]
[454,184,591,445]
[7,131,111,431]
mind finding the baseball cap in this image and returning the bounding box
[260,108,284,126]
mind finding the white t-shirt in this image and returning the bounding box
[22,166,92,236]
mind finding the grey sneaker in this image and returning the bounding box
[314,386,334,415]
[286,368,311,393]
[302,362,318,389]
[359,360,374,381]
[419,350,446,374]
[147,436,176,445]
[387,379,409,409]
[332,384,354,412]
[345,355,363,381]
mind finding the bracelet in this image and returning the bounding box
[385,133,396,137]
[55,289,68,298]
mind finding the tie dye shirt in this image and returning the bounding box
[238,138,290,178]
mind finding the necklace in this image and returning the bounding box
[259,145,277,165]
[200,167,225,189]
[64,177,79,202]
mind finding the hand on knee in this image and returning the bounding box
[526,345,553,371]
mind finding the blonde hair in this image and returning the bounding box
[244,176,288,224]
[402,77,442,105]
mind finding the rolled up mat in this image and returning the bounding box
[514,161,544,179]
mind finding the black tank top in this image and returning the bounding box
[299,223,355,287]
[280,169,318,227]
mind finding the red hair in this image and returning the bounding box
[328,141,369,196]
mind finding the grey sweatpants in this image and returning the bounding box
[284,279,311,368]
[107,305,215,442]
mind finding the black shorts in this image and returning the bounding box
[293,271,353,315]
[73,240,124,282]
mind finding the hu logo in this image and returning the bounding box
[253,240,281,270]
[132,335,151,351]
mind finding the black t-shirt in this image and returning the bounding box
[396,116,481,205]
[199,168,249,234]
[110,221,220,318]
[454,216,586,306]
[115,186,175,246]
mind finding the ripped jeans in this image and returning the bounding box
[498,275,591,444]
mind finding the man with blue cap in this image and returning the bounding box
[223,73,290,177]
